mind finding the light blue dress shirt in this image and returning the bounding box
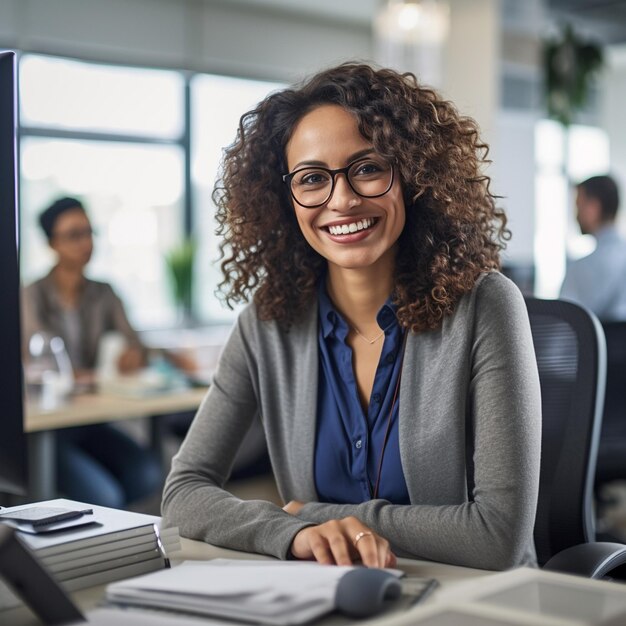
[560,225,626,320]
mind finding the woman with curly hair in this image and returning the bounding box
[162,63,541,570]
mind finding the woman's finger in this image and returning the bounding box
[307,530,336,565]
[385,550,397,569]
[352,531,382,568]
[290,519,396,568]
[326,532,352,566]
[375,537,392,569]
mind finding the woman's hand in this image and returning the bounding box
[117,346,145,373]
[283,500,305,515]
[165,350,199,374]
[290,516,396,569]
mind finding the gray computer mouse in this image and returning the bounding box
[335,568,402,618]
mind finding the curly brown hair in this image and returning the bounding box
[213,63,509,332]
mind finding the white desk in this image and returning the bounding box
[178,538,490,586]
[176,540,493,626]
[7,536,626,625]
[24,388,207,500]
[2,538,491,626]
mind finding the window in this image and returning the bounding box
[20,137,184,328]
[20,55,183,138]
[191,74,285,322]
[534,120,610,298]
[19,53,284,328]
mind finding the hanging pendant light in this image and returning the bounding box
[374,0,450,46]
[373,0,450,85]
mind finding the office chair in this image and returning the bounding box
[525,298,626,578]
[595,321,626,487]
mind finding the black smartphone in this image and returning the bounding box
[0,506,93,528]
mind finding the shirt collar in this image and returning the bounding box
[42,269,93,309]
[318,280,343,339]
[317,279,398,340]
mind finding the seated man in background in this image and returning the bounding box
[560,175,626,320]
[22,196,162,509]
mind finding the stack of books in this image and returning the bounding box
[0,498,179,611]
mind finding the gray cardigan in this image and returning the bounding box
[162,272,541,570]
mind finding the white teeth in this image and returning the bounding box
[328,218,375,236]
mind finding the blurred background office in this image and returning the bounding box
[1,0,624,325]
[2,0,626,514]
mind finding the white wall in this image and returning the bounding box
[443,0,500,146]
[492,111,537,264]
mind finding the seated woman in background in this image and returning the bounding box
[162,63,542,570]
[22,196,162,509]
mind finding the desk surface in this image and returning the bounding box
[25,387,207,432]
[8,539,626,625]
[2,538,492,626]
[178,538,490,588]
[24,386,208,501]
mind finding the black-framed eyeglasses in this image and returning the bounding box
[52,227,95,243]
[282,155,394,209]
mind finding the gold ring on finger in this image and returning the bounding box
[353,531,373,547]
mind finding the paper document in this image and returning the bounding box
[106,559,403,625]
[87,606,233,625]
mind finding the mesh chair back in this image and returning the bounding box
[526,298,606,566]
[596,322,626,484]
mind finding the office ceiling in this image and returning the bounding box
[214,0,378,26]
[218,0,626,44]
[547,0,626,43]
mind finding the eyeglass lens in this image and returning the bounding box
[289,156,393,208]
[54,227,94,243]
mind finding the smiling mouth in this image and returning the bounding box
[323,217,378,236]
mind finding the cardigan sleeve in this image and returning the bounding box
[161,309,313,559]
[296,274,542,571]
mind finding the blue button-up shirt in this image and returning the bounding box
[314,283,410,504]
[560,225,626,320]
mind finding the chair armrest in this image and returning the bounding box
[543,542,626,578]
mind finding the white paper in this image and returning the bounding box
[110,560,351,596]
[106,559,403,625]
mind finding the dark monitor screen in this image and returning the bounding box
[0,50,27,496]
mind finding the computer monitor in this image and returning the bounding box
[0,50,27,497]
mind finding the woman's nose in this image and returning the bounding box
[326,174,361,212]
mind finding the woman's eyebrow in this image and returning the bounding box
[290,148,376,171]
[347,148,377,163]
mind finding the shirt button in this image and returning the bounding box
[385,353,395,364]
[373,393,381,403]
[355,439,362,449]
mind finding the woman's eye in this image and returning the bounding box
[299,171,329,186]
[353,161,384,177]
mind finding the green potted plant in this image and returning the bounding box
[165,238,196,325]
[544,24,604,127]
